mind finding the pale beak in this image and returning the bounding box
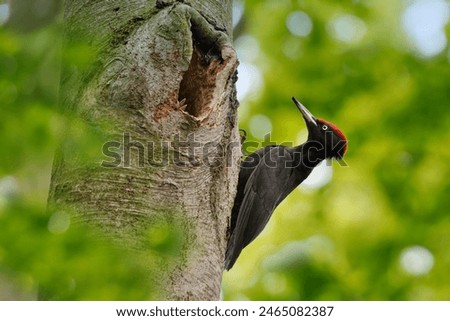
[291,97,317,127]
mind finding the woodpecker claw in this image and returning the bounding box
[178,98,187,111]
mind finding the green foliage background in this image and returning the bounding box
[223,0,450,300]
[0,0,449,300]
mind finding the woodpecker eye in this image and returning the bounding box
[322,124,328,131]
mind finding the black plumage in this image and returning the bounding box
[225,97,348,270]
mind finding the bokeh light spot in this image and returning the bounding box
[0,3,10,25]
[400,245,434,276]
[328,14,367,43]
[235,35,260,63]
[249,114,272,139]
[48,211,71,234]
[0,176,19,197]
[232,0,244,28]
[236,62,263,101]
[262,272,288,295]
[286,11,313,37]
[0,176,19,210]
[282,37,302,59]
[402,0,449,57]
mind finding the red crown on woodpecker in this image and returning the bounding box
[318,118,348,155]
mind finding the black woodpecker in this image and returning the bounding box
[225,97,348,270]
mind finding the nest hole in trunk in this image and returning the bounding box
[178,37,224,120]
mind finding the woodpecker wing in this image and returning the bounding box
[228,146,274,236]
[225,146,300,270]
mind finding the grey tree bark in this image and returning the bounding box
[48,0,239,300]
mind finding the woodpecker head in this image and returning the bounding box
[292,97,348,160]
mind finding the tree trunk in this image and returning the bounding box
[48,0,239,300]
